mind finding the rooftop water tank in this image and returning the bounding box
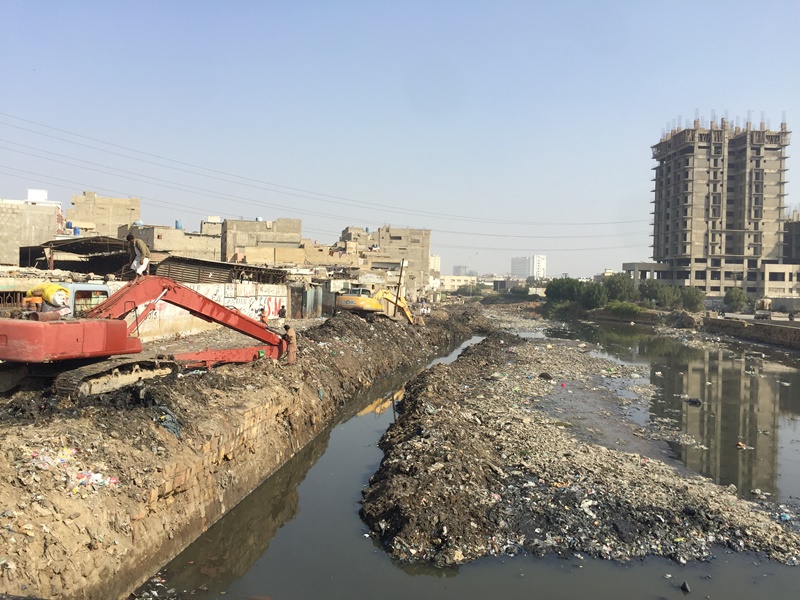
[175,219,183,230]
[133,220,144,227]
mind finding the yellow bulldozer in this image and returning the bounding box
[334,287,415,324]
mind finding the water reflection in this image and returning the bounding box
[547,322,800,501]
[141,426,331,596]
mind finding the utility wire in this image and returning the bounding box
[0,151,649,240]
[0,113,649,227]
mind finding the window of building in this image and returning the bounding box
[711,286,720,292]
[711,259,721,267]
[769,272,786,281]
[746,286,757,293]
[695,270,707,280]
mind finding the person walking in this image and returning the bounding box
[126,233,151,282]
[282,324,298,365]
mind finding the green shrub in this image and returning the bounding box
[605,300,642,318]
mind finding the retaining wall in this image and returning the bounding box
[703,317,800,351]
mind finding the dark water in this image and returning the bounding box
[134,332,800,600]
[543,321,800,502]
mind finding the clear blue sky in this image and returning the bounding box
[1,0,798,277]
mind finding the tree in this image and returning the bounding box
[638,279,662,304]
[509,285,529,296]
[679,286,705,312]
[602,273,639,303]
[724,288,748,312]
[545,277,584,302]
[579,282,607,309]
[656,285,680,309]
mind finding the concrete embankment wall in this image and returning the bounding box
[703,317,800,351]
[73,309,483,600]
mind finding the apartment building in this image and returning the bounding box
[627,118,796,298]
[511,255,546,280]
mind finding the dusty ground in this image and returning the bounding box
[360,306,800,568]
[0,306,486,599]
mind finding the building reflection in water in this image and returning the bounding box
[647,342,800,499]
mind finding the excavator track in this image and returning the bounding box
[54,358,180,399]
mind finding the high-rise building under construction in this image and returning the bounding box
[639,117,795,297]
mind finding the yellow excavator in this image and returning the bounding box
[334,287,415,324]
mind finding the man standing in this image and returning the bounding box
[126,234,151,282]
[282,324,297,365]
[278,305,287,319]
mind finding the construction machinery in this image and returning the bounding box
[0,276,287,396]
[334,287,415,324]
[754,298,772,320]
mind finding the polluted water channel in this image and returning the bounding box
[132,332,800,600]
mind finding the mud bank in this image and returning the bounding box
[360,323,800,568]
[0,306,487,600]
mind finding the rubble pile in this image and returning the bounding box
[360,330,800,567]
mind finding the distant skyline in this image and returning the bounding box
[1,1,798,277]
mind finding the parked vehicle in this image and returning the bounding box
[754,298,772,321]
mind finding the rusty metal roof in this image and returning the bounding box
[154,255,288,284]
[30,236,128,256]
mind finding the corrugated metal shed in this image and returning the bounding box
[154,256,288,284]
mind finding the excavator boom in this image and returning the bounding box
[86,276,285,348]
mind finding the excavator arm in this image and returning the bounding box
[373,289,415,324]
[86,277,285,348]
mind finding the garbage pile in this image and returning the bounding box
[360,332,800,567]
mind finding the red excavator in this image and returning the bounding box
[0,276,287,397]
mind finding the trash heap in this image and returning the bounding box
[360,332,800,567]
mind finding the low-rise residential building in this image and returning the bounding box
[440,275,477,292]
[0,190,63,265]
[67,191,140,237]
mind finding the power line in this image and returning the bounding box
[0,151,650,240]
[0,113,650,227]
[432,242,647,252]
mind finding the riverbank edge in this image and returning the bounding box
[0,308,486,600]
